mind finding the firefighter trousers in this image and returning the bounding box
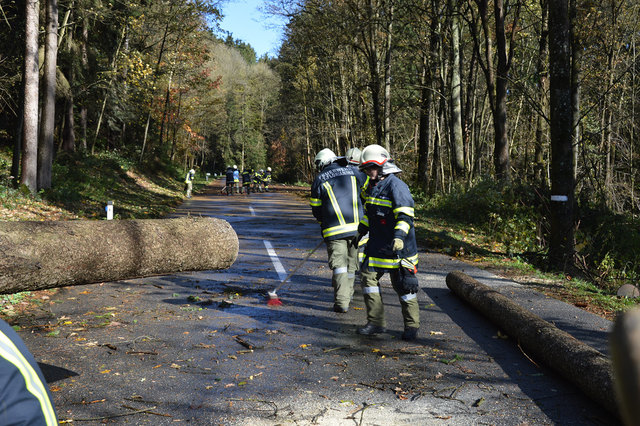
[326,237,358,310]
[360,268,420,329]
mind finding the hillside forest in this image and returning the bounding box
[1,0,639,290]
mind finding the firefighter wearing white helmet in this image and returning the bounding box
[310,148,367,313]
[263,167,272,192]
[184,168,196,198]
[232,165,240,194]
[356,144,420,341]
[345,147,362,165]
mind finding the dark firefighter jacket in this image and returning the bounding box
[0,319,57,425]
[225,168,234,183]
[359,173,418,270]
[242,170,253,185]
[310,161,366,240]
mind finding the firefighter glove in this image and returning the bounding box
[399,259,419,294]
[392,238,404,252]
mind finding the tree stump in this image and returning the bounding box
[0,217,238,294]
[446,270,617,417]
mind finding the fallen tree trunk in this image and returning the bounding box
[611,307,640,426]
[445,270,617,416]
[0,217,238,294]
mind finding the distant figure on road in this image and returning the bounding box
[253,169,264,193]
[356,144,420,341]
[225,165,234,195]
[184,168,195,198]
[263,167,272,192]
[310,148,366,313]
[232,165,240,194]
[242,167,253,195]
[0,318,58,425]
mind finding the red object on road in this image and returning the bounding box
[265,239,324,307]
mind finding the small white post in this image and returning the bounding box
[106,201,114,220]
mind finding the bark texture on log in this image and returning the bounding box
[446,270,617,416]
[0,217,238,294]
[611,307,640,426]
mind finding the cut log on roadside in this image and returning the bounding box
[0,217,238,294]
[445,270,617,417]
[611,307,640,426]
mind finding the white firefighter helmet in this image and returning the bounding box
[189,169,195,174]
[267,167,271,172]
[233,165,237,169]
[314,148,338,171]
[345,147,362,165]
[359,144,390,169]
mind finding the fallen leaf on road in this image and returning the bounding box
[430,331,443,335]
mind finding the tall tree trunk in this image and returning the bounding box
[21,0,40,193]
[79,10,88,151]
[140,6,173,163]
[570,0,580,183]
[61,3,75,153]
[534,0,549,187]
[383,3,394,152]
[548,0,575,271]
[493,0,514,182]
[417,8,439,192]
[417,54,432,193]
[450,0,465,178]
[92,25,126,155]
[37,0,59,191]
[62,98,75,152]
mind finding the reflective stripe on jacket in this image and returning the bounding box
[360,173,417,270]
[0,319,57,426]
[310,162,366,241]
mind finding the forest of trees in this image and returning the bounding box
[0,0,279,190]
[0,0,639,275]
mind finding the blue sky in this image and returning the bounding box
[218,0,287,58]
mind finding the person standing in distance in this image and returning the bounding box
[225,165,234,196]
[356,144,420,341]
[310,148,367,313]
[232,165,240,194]
[263,167,272,192]
[184,168,195,198]
[242,167,253,195]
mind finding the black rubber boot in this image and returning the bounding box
[357,323,385,335]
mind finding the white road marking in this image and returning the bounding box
[249,206,256,216]
[263,240,287,281]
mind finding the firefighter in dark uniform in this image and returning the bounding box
[225,165,234,195]
[253,169,264,193]
[242,167,253,194]
[0,318,58,425]
[356,144,420,341]
[263,167,272,192]
[310,148,367,313]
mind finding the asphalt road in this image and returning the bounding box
[14,181,617,425]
